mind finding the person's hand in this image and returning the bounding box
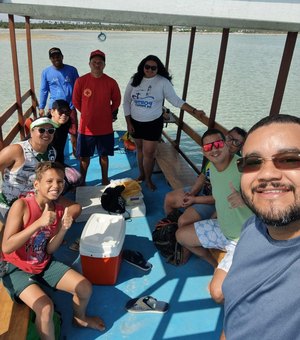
[39,203,56,227]
[127,123,135,134]
[39,108,45,116]
[61,207,73,230]
[227,182,245,208]
[182,192,194,207]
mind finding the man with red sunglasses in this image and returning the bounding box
[223,114,300,340]
[176,128,253,305]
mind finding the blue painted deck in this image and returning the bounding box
[53,131,223,340]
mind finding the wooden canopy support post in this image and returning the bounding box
[208,28,229,128]
[269,31,298,116]
[25,16,38,120]
[165,25,173,72]
[8,14,25,141]
[175,26,196,147]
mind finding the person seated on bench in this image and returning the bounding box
[0,116,81,224]
[1,162,105,337]
[175,128,253,305]
[164,127,246,228]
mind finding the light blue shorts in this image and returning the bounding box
[194,218,237,272]
[183,186,215,220]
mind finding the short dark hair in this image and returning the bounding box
[35,161,65,181]
[201,128,225,146]
[228,126,247,139]
[248,114,300,136]
[52,99,70,113]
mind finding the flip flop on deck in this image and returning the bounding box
[125,296,169,314]
[122,249,152,271]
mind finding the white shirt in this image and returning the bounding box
[123,75,185,122]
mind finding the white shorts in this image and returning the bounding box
[194,218,237,272]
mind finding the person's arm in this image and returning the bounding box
[57,196,82,221]
[0,144,23,174]
[2,200,56,254]
[39,69,49,111]
[189,173,206,196]
[181,102,205,118]
[111,80,121,113]
[123,81,134,133]
[47,207,73,254]
[72,78,81,112]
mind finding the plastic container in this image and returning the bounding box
[80,213,125,285]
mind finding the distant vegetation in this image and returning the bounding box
[0,20,281,34]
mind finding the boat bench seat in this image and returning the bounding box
[156,142,226,263]
[156,142,197,190]
[0,281,30,339]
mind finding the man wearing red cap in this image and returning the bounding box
[72,50,121,185]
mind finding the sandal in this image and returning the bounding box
[125,295,169,313]
[122,249,152,271]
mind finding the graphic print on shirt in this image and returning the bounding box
[132,85,154,108]
[25,229,51,263]
[84,88,92,97]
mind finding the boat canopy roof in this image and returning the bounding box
[0,0,300,32]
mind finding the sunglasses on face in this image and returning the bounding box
[36,127,56,135]
[202,140,225,152]
[144,64,157,71]
[226,135,243,147]
[58,110,70,117]
[237,152,300,173]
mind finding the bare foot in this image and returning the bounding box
[135,175,145,183]
[73,315,106,331]
[101,179,110,186]
[146,180,156,191]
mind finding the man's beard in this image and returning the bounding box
[242,188,300,228]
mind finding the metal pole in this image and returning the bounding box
[9,14,24,140]
[269,31,298,116]
[208,28,229,128]
[175,27,196,146]
[25,16,38,119]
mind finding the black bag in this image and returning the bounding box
[152,218,184,266]
[101,185,126,214]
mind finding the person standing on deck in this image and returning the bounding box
[39,47,79,157]
[123,55,204,191]
[176,128,253,304]
[72,50,121,186]
[223,114,300,340]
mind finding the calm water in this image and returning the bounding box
[1,29,300,135]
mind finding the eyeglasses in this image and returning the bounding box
[58,110,70,116]
[144,64,157,71]
[202,140,225,152]
[237,152,300,173]
[226,135,243,147]
[36,127,56,135]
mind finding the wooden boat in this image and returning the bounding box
[0,1,299,339]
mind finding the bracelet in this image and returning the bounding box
[192,108,197,114]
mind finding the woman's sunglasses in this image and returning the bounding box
[144,64,157,71]
[226,135,243,147]
[36,127,56,135]
[58,110,70,116]
[202,140,225,152]
[237,152,300,173]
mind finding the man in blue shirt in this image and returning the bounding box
[39,47,79,157]
[223,114,300,340]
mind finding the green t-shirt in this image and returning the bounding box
[210,154,253,241]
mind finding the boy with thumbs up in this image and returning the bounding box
[1,161,105,338]
[176,129,253,305]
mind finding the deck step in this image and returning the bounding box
[0,281,30,339]
[156,142,197,190]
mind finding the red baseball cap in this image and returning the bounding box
[90,50,106,61]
